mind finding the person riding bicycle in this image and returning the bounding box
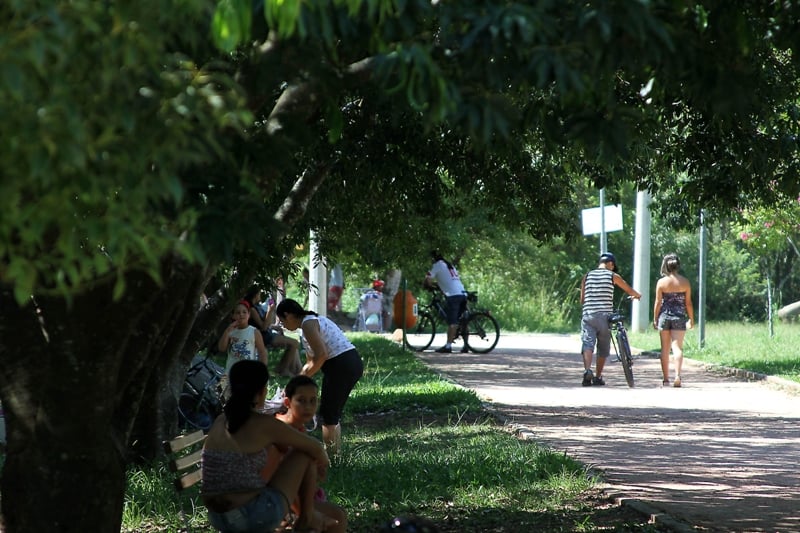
[580,252,641,386]
[424,251,468,353]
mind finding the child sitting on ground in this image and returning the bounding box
[261,376,347,533]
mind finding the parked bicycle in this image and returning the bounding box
[177,353,225,431]
[404,287,500,353]
[609,298,635,388]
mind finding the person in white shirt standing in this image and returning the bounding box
[424,251,468,353]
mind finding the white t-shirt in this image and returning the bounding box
[225,325,258,373]
[428,260,466,296]
[301,315,355,360]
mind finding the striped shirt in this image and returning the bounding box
[582,268,615,316]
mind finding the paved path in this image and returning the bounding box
[416,333,800,533]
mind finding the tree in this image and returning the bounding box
[735,188,800,319]
[2,1,800,531]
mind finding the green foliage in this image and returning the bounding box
[6,0,800,306]
[213,0,252,51]
[650,219,767,321]
[734,189,800,297]
[459,235,581,333]
[0,0,252,302]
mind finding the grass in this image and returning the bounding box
[122,334,662,532]
[627,321,800,383]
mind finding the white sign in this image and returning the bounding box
[581,204,623,235]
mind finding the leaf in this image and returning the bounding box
[265,0,301,39]
[326,105,344,143]
[212,0,245,53]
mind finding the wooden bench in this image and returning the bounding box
[163,429,207,533]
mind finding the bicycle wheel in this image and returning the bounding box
[404,311,436,351]
[463,312,500,354]
[178,393,216,431]
[617,330,635,388]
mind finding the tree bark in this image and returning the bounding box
[0,282,133,532]
[0,260,214,531]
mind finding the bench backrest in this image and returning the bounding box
[163,430,206,532]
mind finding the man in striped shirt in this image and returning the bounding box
[580,253,641,386]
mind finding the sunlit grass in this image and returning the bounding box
[122,335,610,532]
[329,422,596,529]
[122,464,209,532]
[627,321,800,383]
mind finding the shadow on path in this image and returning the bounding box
[417,333,800,533]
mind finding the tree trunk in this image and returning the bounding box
[0,283,133,532]
[0,260,214,531]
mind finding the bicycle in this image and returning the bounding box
[177,353,225,431]
[608,298,635,388]
[404,287,500,353]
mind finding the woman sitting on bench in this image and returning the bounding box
[201,360,330,532]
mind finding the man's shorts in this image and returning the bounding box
[444,294,467,325]
[581,313,611,358]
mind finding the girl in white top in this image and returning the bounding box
[276,299,364,455]
[217,300,269,374]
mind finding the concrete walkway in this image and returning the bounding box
[416,333,800,533]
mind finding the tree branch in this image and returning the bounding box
[273,160,333,228]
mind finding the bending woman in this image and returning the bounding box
[276,299,364,455]
[201,359,329,532]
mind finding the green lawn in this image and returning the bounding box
[627,321,800,383]
[122,334,661,532]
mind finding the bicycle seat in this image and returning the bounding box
[608,313,625,324]
[466,291,478,303]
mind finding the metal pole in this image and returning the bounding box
[600,188,607,254]
[697,210,707,348]
[631,190,651,332]
[401,278,408,350]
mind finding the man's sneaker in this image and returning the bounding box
[460,345,469,353]
[592,376,606,386]
[582,369,593,387]
[435,345,452,353]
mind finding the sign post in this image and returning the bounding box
[581,203,623,251]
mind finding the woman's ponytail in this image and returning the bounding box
[224,360,269,434]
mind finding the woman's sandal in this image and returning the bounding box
[662,379,670,387]
[673,376,682,388]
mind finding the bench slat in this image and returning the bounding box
[175,468,203,492]
[171,448,203,473]
[164,429,206,454]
